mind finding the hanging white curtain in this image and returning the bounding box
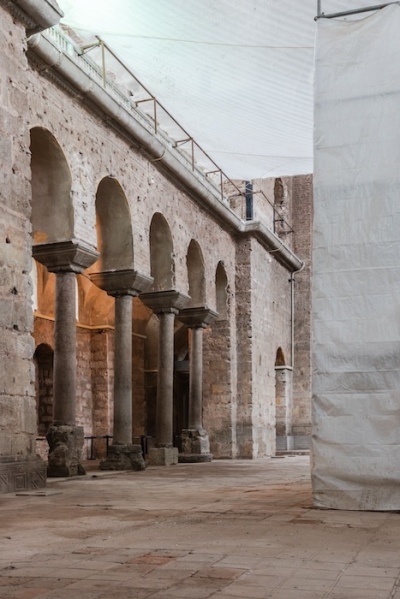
[312,4,400,510]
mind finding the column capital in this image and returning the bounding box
[32,240,99,274]
[140,290,190,314]
[178,306,218,328]
[89,269,153,297]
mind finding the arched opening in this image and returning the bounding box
[33,343,54,437]
[215,261,229,320]
[186,239,206,307]
[275,347,285,367]
[274,177,285,207]
[149,213,175,290]
[95,177,134,271]
[30,127,74,244]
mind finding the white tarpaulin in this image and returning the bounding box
[312,4,400,510]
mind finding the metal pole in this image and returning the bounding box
[100,40,106,88]
[191,139,195,170]
[154,99,157,134]
[317,0,322,16]
[316,1,399,19]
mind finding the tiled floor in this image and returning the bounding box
[1,456,400,598]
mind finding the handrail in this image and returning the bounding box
[47,26,294,236]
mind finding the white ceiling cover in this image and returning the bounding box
[56,0,387,179]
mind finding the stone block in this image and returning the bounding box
[99,444,146,471]
[148,446,178,466]
[0,454,46,494]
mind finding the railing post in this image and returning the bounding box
[100,40,106,87]
[154,99,157,133]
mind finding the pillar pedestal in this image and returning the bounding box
[99,444,146,471]
[46,425,85,477]
[179,429,212,463]
[177,307,218,463]
[140,290,190,466]
[90,269,153,471]
[33,240,99,477]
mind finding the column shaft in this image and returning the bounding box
[156,311,175,446]
[53,271,77,426]
[188,327,203,430]
[113,295,133,445]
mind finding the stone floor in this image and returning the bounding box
[1,455,400,599]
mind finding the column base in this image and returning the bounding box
[0,455,46,494]
[179,429,213,463]
[148,446,178,466]
[99,444,146,471]
[46,425,86,478]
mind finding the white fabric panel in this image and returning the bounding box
[56,0,399,179]
[312,4,400,510]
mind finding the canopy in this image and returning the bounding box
[56,0,386,179]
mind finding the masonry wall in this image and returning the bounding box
[292,174,313,443]
[251,241,292,457]
[0,5,47,492]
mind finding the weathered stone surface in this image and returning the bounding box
[0,455,46,493]
[148,447,178,466]
[99,443,146,471]
[179,429,212,463]
[46,425,85,477]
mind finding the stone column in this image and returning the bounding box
[275,366,294,452]
[33,240,99,477]
[178,307,218,463]
[89,269,152,471]
[140,290,190,466]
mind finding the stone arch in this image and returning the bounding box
[275,347,286,367]
[215,261,229,320]
[186,239,206,307]
[149,213,175,290]
[274,177,285,207]
[30,127,74,244]
[33,343,54,436]
[95,177,134,271]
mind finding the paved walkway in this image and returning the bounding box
[1,455,400,599]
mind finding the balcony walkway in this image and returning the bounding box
[1,455,400,599]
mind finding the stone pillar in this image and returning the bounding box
[140,290,190,466]
[33,240,99,477]
[90,270,152,471]
[275,366,293,452]
[178,307,218,463]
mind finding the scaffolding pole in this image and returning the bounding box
[316,1,399,19]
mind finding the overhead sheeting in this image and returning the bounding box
[55,1,399,179]
[312,4,400,510]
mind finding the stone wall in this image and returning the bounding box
[292,174,313,444]
[0,5,46,492]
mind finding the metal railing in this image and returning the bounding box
[46,26,294,236]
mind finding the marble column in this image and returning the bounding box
[33,240,99,477]
[140,290,190,466]
[177,307,218,462]
[89,269,152,470]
